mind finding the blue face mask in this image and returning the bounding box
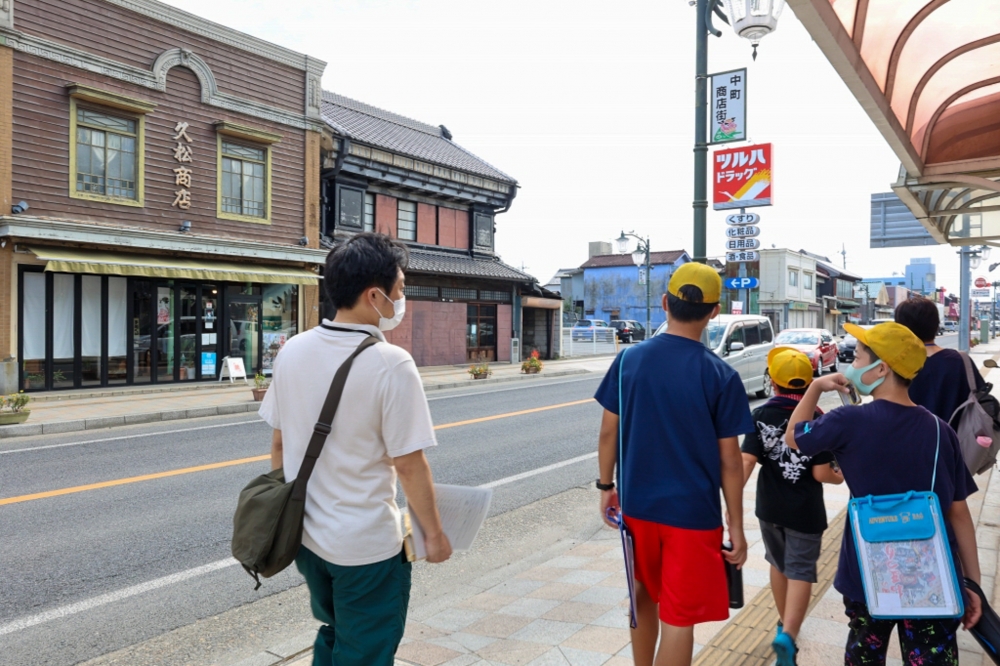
[842,359,885,396]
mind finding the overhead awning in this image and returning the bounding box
[788,0,1000,245]
[829,309,843,315]
[30,247,319,285]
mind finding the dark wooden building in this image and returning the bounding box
[0,0,327,393]
[320,94,557,366]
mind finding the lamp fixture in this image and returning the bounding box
[179,220,191,233]
[299,236,309,246]
[720,0,786,60]
[615,231,630,255]
[11,201,29,214]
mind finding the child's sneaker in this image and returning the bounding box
[772,631,797,666]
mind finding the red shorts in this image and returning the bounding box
[624,515,729,627]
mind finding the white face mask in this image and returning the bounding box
[373,289,406,331]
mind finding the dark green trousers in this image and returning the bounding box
[295,545,412,666]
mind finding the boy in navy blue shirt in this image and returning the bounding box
[596,262,753,666]
[786,322,981,665]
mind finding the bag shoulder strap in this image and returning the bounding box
[960,352,979,394]
[931,414,940,494]
[618,348,628,509]
[291,334,378,501]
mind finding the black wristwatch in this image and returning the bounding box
[595,479,615,491]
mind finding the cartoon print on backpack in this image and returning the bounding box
[759,419,813,483]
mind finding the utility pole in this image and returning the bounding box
[959,247,971,352]
[692,0,709,264]
[839,244,847,269]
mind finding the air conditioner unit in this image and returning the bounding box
[511,338,520,363]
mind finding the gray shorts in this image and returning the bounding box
[759,520,822,583]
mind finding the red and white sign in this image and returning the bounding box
[713,143,772,210]
[976,276,988,288]
[731,301,744,315]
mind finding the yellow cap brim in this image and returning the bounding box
[843,323,869,349]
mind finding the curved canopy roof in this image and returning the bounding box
[789,0,1000,244]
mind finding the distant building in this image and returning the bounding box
[759,249,820,332]
[870,258,936,297]
[855,281,892,322]
[579,251,690,329]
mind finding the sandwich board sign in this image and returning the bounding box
[219,356,249,384]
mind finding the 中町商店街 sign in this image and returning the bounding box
[713,143,772,210]
[709,69,746,144]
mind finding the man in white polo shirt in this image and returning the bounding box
[259,233,450,666]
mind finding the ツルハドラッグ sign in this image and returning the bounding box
[710,69,746,144]
[713,143,772,210]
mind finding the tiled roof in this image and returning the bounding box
[407,248,533,282]
[580,250,688,269]
[321,92,516,184]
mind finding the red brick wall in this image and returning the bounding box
[455,210,470,250]
[404,301,466,367]
[417,203,436,245]
[438,207,457,248]
[375,194,397,238]
[497,304,512,362]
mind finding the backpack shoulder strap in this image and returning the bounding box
[617,348,628,509]
[960,352,978,393]
[291,335,378,501]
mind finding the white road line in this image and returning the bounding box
[0,558,238,637]
[478,452,597,489]
[0,450,598,635]
[0,419,263,455]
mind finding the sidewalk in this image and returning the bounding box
[256,344,1000,666]
[0,355,614,440]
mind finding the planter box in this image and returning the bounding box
[252,388,268,401]
[522,366,541,374]
[0,410,30,425]
[471,373,490,380]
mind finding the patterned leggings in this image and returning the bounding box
[844,598,959,665]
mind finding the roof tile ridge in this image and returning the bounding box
[321,90,440,136]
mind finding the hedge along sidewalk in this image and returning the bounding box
[0,358,610,440]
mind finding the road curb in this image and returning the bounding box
[0,402,260,440]
[423,368,590,392]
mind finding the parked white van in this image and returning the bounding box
[654,314,776,398]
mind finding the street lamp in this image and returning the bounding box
[617,230,652,337]
[692,0,784,264]
[721,0,786,60]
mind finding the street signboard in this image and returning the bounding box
[731,301,744,315]
[726,251,759,262]
[726,238,760,251]
[725,212,760,226]
[726,225,760,238]
[709,68,746,145]
[724,277,759,290]
[713,143,772,210]
[972,288,991,298]
[976,277,988,288]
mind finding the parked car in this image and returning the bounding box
[611,320,646,343]
[943,321,958,333]
[772,328,838,375]
[572,318,614,341]
[654,314,775,398]
[837,324,874,362]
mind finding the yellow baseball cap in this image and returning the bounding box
[667,262,721,304]
[843,322,926,380]
[767,347,814,389]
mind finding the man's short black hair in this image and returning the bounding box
[323,233,409,310]
[666,285,716,323]
[894,297,940,343]
[774,385,807,396]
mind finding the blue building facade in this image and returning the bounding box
[870,258,936,297]
[579,251,690,330]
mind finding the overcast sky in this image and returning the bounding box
[163,0,974,293]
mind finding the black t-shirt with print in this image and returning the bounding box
[741,396,833,534]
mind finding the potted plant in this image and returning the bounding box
[521,350,544,375]
[252,373,270,401]
[468,363,492,380]
[24,372,44,390]
[0,392,31,425]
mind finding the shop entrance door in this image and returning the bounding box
[227,300,261,376]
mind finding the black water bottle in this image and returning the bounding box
[722,541,744,609]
